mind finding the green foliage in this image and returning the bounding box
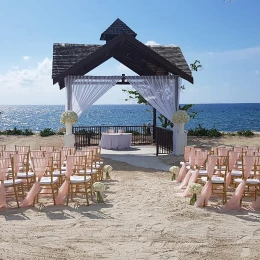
[190,60,202,72]
[23,128,34,136]
[56,131,64,135]
[187,124,222,137]
[122,89,148,104]
[237,130,254,137]
[0,127,34,136]
[40,128,56,137]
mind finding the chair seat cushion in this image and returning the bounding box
[234,178,260,184]
[4,179,23,186]
[40,177,59,184]
[78,169,97,174]
[53,170,66,176]
[201,176,224,183]
[61,166,67,171]
[17,172,34,178]
[199,170,207,175]
[214,166,227,170]
[231,170,242,176]
[70,175,91,183]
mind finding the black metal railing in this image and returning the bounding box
[73,125,153,149]
[155,127,173,156]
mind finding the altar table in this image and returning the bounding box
[100,133,132,150]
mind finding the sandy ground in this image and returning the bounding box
[0,134,260,259]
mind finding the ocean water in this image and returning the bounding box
[0,103,260,132]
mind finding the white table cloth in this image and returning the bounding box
[100,133,132,150]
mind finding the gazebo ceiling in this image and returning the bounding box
[52,19,193,89]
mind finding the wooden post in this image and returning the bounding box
[153,107,156,142]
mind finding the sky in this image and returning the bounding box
[0,0,259,105]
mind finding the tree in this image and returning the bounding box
[122,60,202,128]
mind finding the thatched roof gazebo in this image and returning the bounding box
[51,18,193,154]
[52,18,193,88]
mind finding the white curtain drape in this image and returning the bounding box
[64,75,181,154]
[65,75,121,116]
[126,75,181,154]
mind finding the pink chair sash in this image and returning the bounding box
[225,155,255,209]
[21,157,49,207]
[226,151,240,187]
[195,155,218,207]
[177,163,187,182]
[183,151,208,196]
[177,146,193,182]
[55,156,74,205]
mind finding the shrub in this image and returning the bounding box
[0,127,34,136]
[188,124,222,137]
[56,131,64,135]
[22,128,34,136]
[237,130,254,137]
[40,128,56,137]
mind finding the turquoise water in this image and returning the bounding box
[0,103,260,132]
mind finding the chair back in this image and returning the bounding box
[0,145,6,152]
[15,145,30,154]
[40,146,54,152]
[0,157,11,181]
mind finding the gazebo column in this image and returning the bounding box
[153,107,156,142]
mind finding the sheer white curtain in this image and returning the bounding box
[65,75,121,116]
[126,75,181,154]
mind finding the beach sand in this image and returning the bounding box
[1,134,260,259]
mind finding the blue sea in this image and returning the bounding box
[0,103,260,132]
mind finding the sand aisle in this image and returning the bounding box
[0,135,260,259]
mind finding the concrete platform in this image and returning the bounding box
[101,145,171,171]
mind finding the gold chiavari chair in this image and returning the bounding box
[0,157,25,208]
[66,155,92,205]
[201,155,229,204]
[233,155,260,203]
[15,152,35,190]
[33,156,59,205]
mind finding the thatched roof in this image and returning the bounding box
[100,18,137,41]
[52,19,193,89]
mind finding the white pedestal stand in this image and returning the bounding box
[64,123,75,147]
[174,122,187,155]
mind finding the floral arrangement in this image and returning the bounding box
[172,110,190,123]
[93,182,106,203]
[103,165,113,180]
[169,166,180,181]
[60,110,78,124]
[188,183,203,205]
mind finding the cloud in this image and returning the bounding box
[145,40,160,46]
[23,56,30,60]
[0,58,65,105]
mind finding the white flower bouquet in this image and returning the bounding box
[103,165,113,180]
[60,110,78,124]
[172,110,190,123]
[93,182,106,203]
[188,183,202,205]
[169,166,180,181]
